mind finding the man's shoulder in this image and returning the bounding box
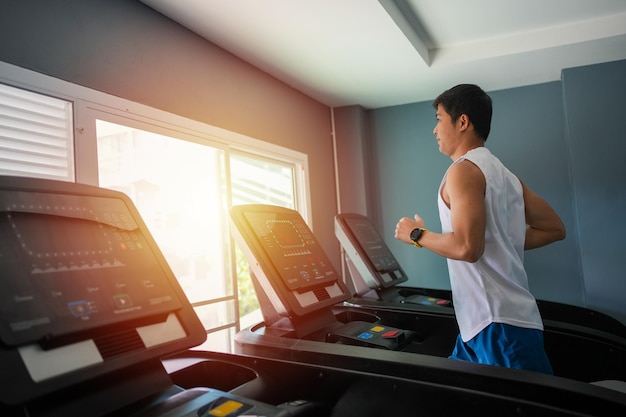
[446,159,486,191]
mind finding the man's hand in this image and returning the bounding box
[395,214,425,245]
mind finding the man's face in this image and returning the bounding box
[433,104,459,157]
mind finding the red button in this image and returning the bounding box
[382,330,401,338]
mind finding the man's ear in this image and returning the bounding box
[458,114,470,131]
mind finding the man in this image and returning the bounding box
[395,84,565,374]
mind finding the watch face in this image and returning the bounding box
[410,228,422,242]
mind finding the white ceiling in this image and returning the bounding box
[141,0,626,109]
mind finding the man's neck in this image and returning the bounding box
[450,142,485,161]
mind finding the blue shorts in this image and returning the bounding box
[449,322,553,375]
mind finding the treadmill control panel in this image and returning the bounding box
[230,204,350,318]
[347,217,402,275]
[335,213,408,289]
[0,188,183,347]
[241,210,338,291]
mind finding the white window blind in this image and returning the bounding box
[0,83,74,181]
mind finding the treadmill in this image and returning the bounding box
[334,212,626,339]
[335,212,453,308]
[6,178,624,417]
[230,204,626,383]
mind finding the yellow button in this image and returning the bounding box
[209,400,243,416]
[370,326,385,332]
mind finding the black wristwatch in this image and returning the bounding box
[410,227,426,248]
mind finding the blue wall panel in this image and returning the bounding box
[562,59,626,324]
[488,84,582,305]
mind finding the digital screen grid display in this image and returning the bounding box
[345,218,400,273]
[0,189,183,347]
[242,211,337,291]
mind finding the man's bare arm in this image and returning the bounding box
[396,160,486,262]
[521,180,566,249]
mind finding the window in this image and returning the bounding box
[95,120,236,351]
[230,152,296,209]
[96,120,229,307]
[0,62,310,353]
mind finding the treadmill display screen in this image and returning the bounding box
[241,210,337,291]
[0,189,183,346]
[343,216,402,274]
[335,213,408,289]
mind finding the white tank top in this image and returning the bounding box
[438,147,543,342]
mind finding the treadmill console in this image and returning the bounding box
[335,213,451,306]
[230,204,350,318]
[335,213,408,291]
[0,175,206,406]
[240,210,336,291]
[1,192,182,347]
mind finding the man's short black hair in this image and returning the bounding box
[432,84,493,141]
